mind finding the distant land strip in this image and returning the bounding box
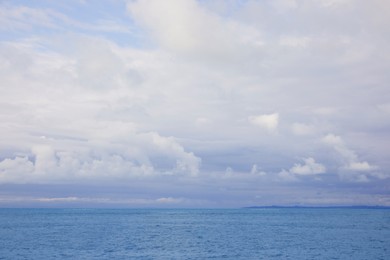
[244,205,390,209]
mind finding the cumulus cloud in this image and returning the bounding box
[278,157,326,181]
[347,161,376,172]
[322,134,385,182]
[289,157,326,175]
[0,130,201,184]
[0,157,34,183]
[250,164,266,176]
[278,170,299,182]
[248,113,279,133]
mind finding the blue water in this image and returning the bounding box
[0,208,389,259]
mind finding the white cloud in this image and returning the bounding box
[278,170,298,182]
[225,166,234,177]
[127,0,263,60]
[37,197,79,202]
[291,123,316,135]
[248,113,279,132]
[250,164,266,176]
[277,157,326,182]
[148,132,201,176]
[289,157,326,175]
[32,145,57,174]
[322,134,386,182]
[0,129,201,184]
[322,134,362,165]
[322,134,343,146]
[0,157,34,183]
[128,0,205,52]
[346,161,377,172]
[155,197,183,204]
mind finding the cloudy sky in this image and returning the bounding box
[1,0,389,207]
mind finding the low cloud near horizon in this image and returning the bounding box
[0,0,389,207]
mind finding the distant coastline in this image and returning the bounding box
[244,205,390,209]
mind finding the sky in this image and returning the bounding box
[0,0,389,208]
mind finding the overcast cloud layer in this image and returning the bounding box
[1,0,389,207]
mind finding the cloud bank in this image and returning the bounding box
[0,0,389,207]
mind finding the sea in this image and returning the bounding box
[0,208,389,259]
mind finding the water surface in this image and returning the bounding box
[0,208,388,259]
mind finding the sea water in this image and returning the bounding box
[0,208,388,259]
